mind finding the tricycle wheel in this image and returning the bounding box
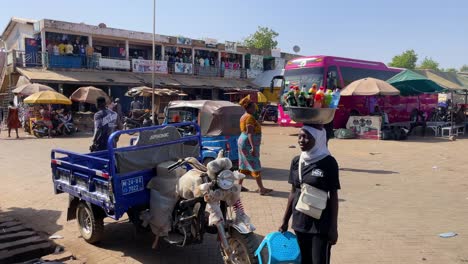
[221,230,259,264]
[76,203,104,244]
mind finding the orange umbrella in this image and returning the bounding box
[70,86,111,104]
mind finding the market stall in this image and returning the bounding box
[340,77,400,139]
[126,86,187,123]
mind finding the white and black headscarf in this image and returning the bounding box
[299,125,331,166]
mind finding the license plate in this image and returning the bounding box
[121,176,144,195]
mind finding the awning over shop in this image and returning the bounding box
[386,70,445,96]
[413,69,466,91]
[17,68,144,86]
[16,68,259,90]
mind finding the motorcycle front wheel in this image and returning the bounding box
[33,130,44,138]
[221,230,259,264]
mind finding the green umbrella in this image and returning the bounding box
[387,70,445,96]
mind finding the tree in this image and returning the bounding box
[445,68,457,72]
[244,26,279,50]
[388,49,418,69]
[461,65,468,72]
[418,57,440,71]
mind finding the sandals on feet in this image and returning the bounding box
[260,188,273,196]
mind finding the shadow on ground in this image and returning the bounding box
[1,207,63,236]
[261,167,290,181]
[340,168,399,175]
[97,220,264,264]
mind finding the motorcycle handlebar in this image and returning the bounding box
[167,159,184,172]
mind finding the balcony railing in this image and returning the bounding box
[8,50,251,79]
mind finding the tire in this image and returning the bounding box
[203,157,215,166]
[221,230,259,264]
[33,130,44,138]
[76,203,104,244]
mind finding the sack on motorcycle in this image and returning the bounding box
[141,161,184,237]
[295,184,328,219]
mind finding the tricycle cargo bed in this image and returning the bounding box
[51,123,201,220]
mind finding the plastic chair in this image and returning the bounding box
[255,231,301,264]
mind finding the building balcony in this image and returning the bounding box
[8,50,251,79]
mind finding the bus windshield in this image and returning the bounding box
[283,67,324,92]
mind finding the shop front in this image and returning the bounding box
[129,43,162,61]
[93,38,130,71]
[221,52,243,78]
[165,46,193,74]
[194,49,219,77]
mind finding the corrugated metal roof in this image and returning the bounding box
[16,68,259,90]
[17,68,143,86]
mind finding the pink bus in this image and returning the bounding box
[273,55,438,128]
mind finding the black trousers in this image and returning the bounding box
[296,232,331,264]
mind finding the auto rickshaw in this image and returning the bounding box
[164,100,244,166]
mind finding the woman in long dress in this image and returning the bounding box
[7,101,21,138]
[237,97,272,195]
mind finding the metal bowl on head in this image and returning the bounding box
[286,107,336,124]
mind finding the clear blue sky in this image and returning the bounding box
[1,0,467,69]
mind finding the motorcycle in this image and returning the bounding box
[124,112,153,133]
[31,120,50,138]
[32,115,76,138]
[56,116,76,136]
[259,104,278,123]
[139,152,258,264]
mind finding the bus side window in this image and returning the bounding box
[327,66,339,89]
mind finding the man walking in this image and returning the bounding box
[130,97,143,111]
[90,97,118,152]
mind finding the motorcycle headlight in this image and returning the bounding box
[217,170,235,190]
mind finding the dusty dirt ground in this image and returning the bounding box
[0,125,467,263]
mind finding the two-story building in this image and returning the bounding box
[0,17,293,115]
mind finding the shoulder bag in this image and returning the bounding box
[294,161,329,219]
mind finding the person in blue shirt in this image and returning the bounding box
[90,97,118,152]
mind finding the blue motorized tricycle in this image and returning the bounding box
[51,123,259,263]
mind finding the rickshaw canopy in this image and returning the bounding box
[167,100,244,136]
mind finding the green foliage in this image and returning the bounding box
[461,65,468,72]
[388,49,418,69]
[244,26,279,50]
[444,68,457,72]
[418,57,440,71]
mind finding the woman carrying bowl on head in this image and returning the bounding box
[237,97,273,196]
[279,125,340,264]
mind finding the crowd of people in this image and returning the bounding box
[165,47,192,64]
[45,37,95,68]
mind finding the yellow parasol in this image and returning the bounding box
[24,91,72,105]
